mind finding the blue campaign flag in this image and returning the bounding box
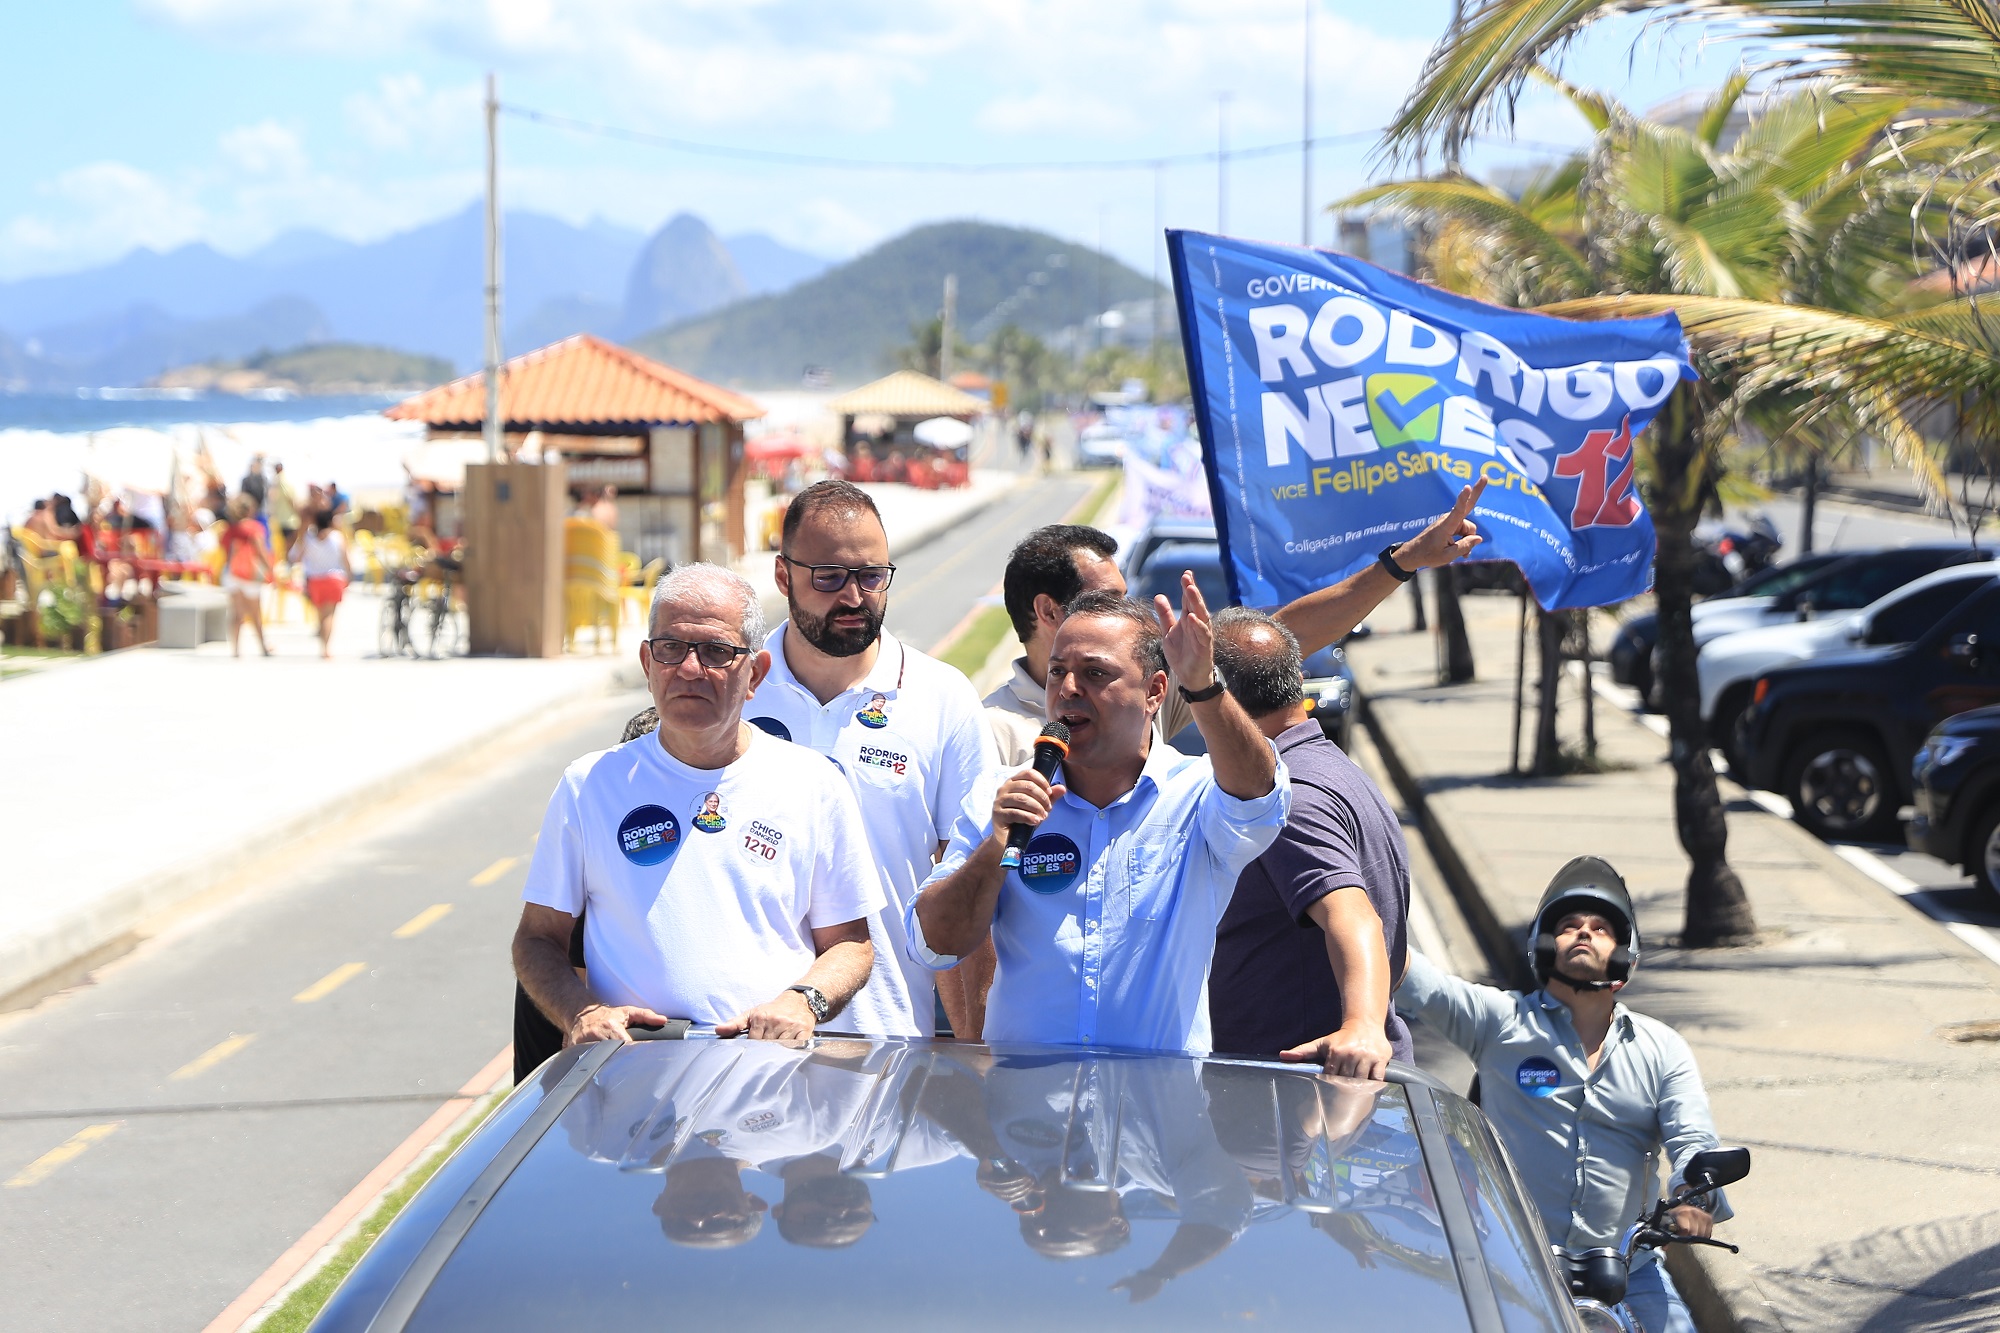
[1167,230,1693,611]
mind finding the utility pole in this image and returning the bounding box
[939,273,957,382]
[1217,92,1233,234]
[1151,162,1163,357]
[1302,0,1314,245]
[482,72,504,463]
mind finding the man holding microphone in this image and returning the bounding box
[908,576,1289,1053]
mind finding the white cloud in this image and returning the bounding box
[0,163,207,276]
[344,74,483,155]
[219,119,307,175]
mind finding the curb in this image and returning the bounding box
[0,662,643,1011]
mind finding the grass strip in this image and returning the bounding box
[253,1093,503,1333]
[937,604,1015,680]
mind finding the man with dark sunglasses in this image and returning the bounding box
[512,563,882,1050]
[749,480,992,1039]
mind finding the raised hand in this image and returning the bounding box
[1153,570,1215,688]
[1397,477,1487,570]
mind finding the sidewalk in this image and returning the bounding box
[0,471,1027,1010]
[1347,592,2000,1332]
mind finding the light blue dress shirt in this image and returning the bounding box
[1398,952,1732,1267]
[909,740,1289,1054]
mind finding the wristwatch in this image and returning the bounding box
[1378,543,1416,583]
[1179,677,1227,704]
[787,984,830,1024]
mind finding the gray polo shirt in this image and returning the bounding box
[1208,719,1412,1061]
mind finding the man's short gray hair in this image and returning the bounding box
[1212,606,1305,717]
[648,562,766,646]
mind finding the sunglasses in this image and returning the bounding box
[781,554,896,594]
[643,637,753,669]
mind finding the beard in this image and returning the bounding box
[790,597,884,658]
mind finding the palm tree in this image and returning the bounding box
[1343,78,1975,944]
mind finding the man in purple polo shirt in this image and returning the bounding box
[1206,607,1411,1076]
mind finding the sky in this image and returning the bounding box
[0,1,1748,284]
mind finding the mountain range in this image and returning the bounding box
[638,221,1164,385]
[0,208,828,391]
[0,209,1165,392]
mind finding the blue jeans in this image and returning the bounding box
[1622,1257,1694,1333]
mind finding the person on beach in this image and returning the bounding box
[291,508,352,660]
[219,493,271,657]
[514,563,880,1049]
[1399,858,1731,1333]
[268,462,300,557]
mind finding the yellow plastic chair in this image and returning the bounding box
[621,557,665,628]
[563,517,621,653]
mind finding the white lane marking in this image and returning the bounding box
[1833,845,2000,969]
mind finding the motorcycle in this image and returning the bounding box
[1554,1146,1752,1333]
[1691,516,1783,596]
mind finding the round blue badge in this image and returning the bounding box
[618,804,681,866]
[691,792,727,834]
[749,716,791,742]
[1016,833,1082,894]
[856,693,891,729]
[1515,1057,1563,1098]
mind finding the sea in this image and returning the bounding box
[0,391,426,524]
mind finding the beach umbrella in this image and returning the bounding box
[745,433,814,461]
[913,417,973,448]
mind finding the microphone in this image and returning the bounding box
[1000,721,1070,870]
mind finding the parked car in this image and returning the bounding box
[1077,422,1129,468]
[1736,579,2000,840]
[1698,563,2000,772]
[1607,552,1844,706]
[311,1035,1590,1333]
[1908,706,2000,897]
[1120,518,1217,586]
[1131,537,1357,751]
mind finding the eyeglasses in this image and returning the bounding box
[781,554,896,594]
[642,637,753,669]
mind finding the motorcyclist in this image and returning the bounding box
[1398,857,1731,1333]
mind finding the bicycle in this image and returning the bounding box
[377,560,466,659]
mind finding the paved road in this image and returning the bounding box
[0,470,1089,1332]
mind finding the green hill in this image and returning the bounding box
[153,341,453,394]
[633,220,1162,387]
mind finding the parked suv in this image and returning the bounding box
[1736,579,2000,840]
[1908,706,2000,897]
[1699,563,2000,772]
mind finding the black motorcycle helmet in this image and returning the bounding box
[1529,856,1640,991]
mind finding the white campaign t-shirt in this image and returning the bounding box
[522,728,885,1027]
[750,625,992,1036]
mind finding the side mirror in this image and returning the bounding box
[1795,595,1815,621]
[1948,632,1982,670]
[1682,1147,1752,1193]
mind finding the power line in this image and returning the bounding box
[501,102,1380,174]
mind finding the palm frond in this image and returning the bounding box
[1337,177,1596,297]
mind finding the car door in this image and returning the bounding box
[1898,586,2000,772]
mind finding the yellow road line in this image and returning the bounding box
[6,1122,121,1189]
[392,903,454,939]
[294,962,367,1003]
[170,1033,256,1082]
[468,856,518,887]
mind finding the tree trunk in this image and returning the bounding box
[1407,572,1428,631]
[1532,608,1567,775]
[1435,568,1475,682]
[1798,455,1819,554]
[1578,609,1597,758]
[1653,386,1758,945]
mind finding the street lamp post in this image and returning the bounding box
[482,72,504,463]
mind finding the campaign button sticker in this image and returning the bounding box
[749,716,792,742]
[1515,1057,1563,1098]
[855,691,891,728]
[618,805,681,866]
[691,791,727,834]
[1017,833,1082,895]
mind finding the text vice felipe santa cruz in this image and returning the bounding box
[907,576,1291,1054]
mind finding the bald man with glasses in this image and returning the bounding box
[513,563,883,1049]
